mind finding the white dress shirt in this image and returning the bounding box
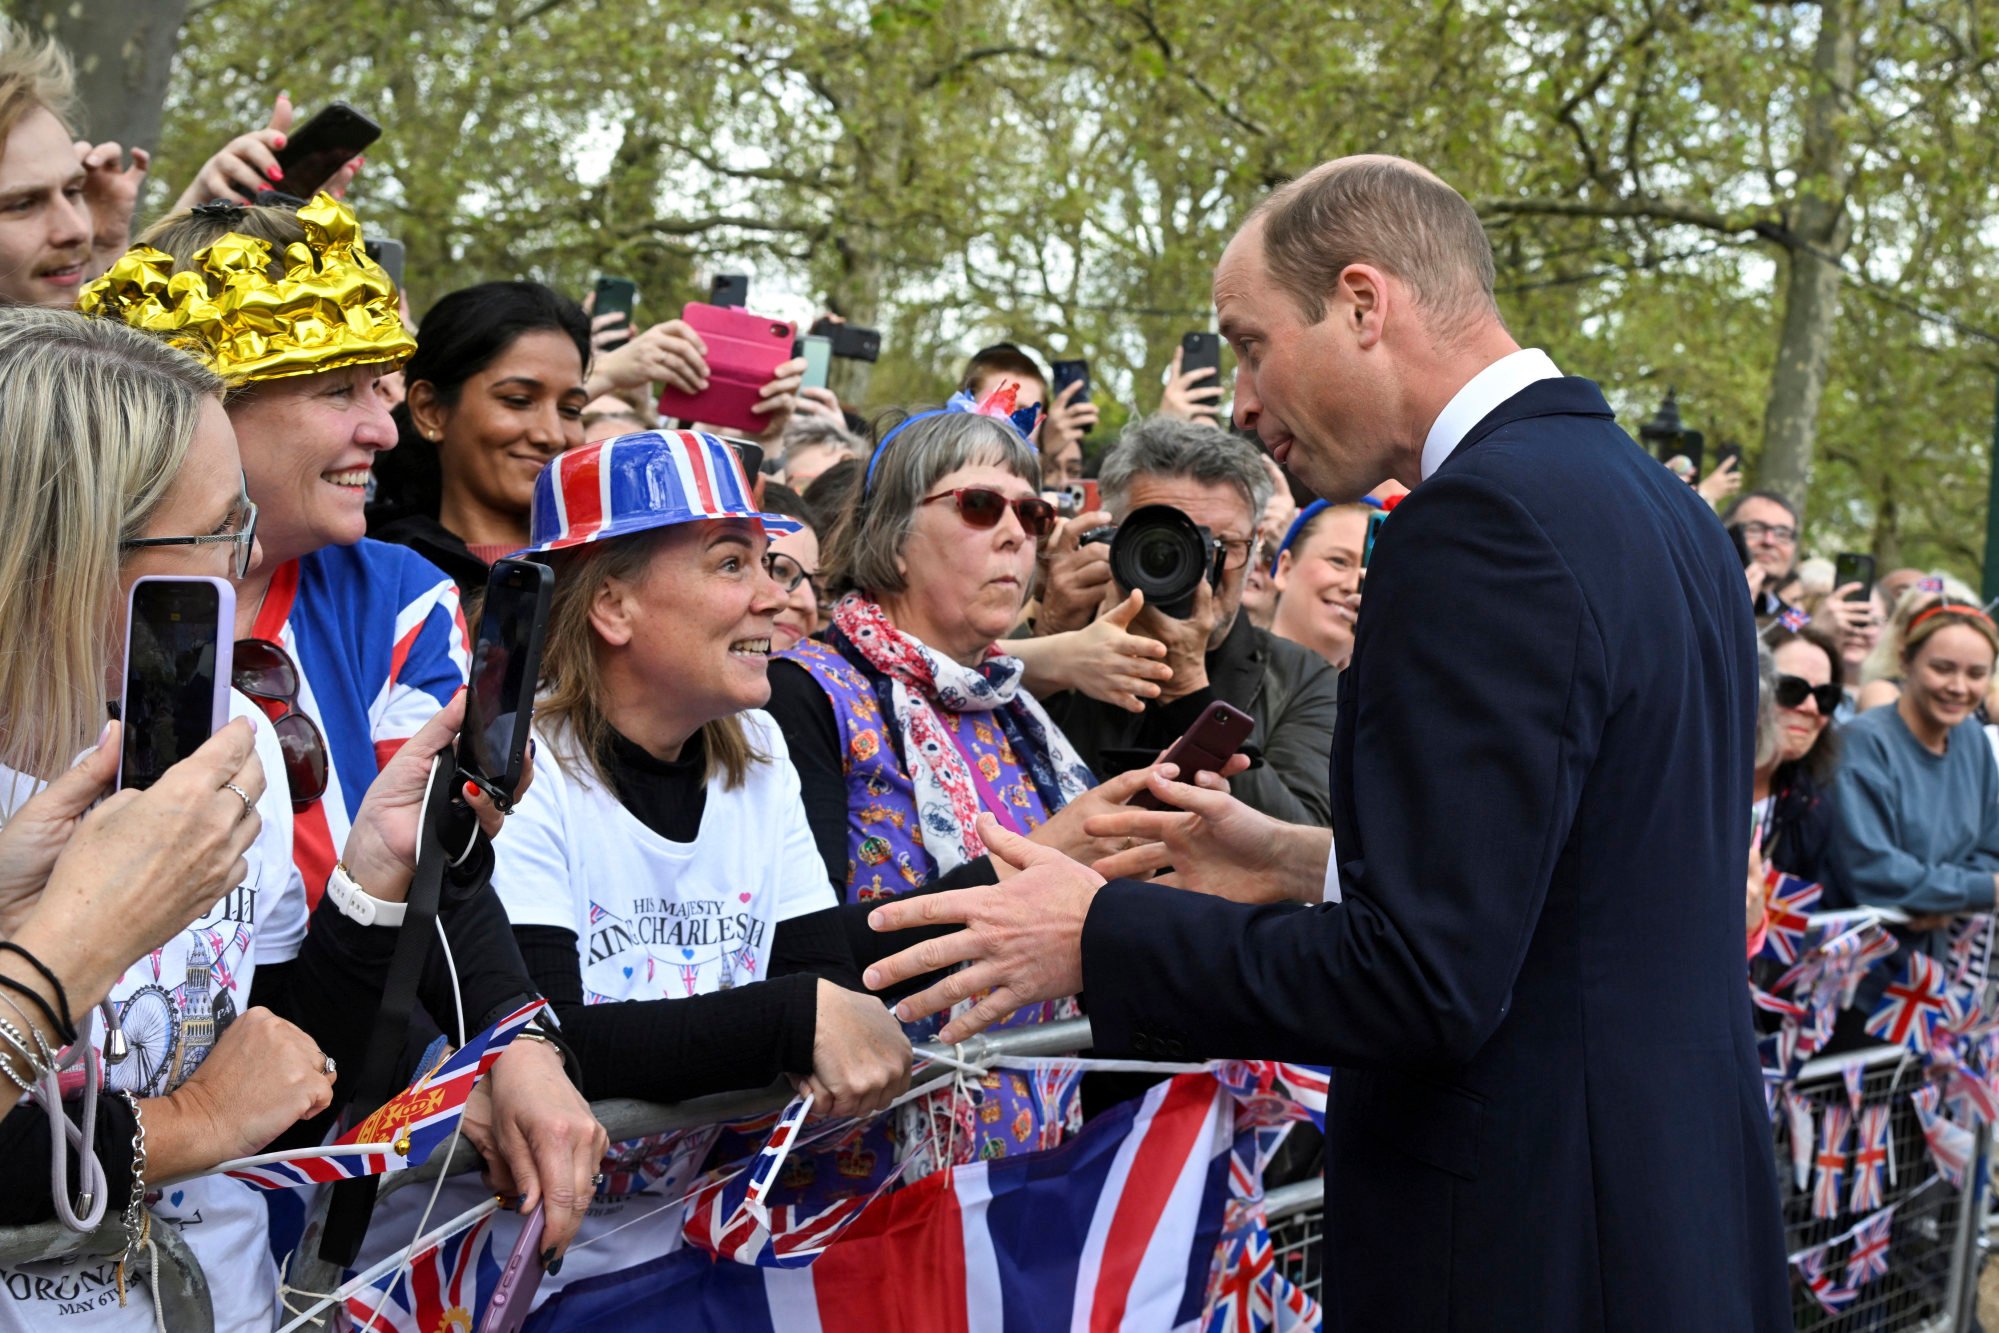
[1320,347,1564,903]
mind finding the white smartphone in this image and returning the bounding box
[117,577,235,791]
[799,334,834,391]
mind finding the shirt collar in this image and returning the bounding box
[1419,348,1563,480]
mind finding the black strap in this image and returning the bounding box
[318,759,466,1266]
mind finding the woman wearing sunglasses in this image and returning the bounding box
[1751,625,1844,885]
[764,394,1168,1173]
[0,308,604,1330]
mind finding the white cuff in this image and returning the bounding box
[326,862,407,928]
[1321,835,1343,904]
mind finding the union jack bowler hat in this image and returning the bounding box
[516,430,801,557]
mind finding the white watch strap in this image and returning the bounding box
[327,862,407,928]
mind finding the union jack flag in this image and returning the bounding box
[744,1092,815,1227]
[1842,1064,1865,1120]
[222,1144,396,1191]
[1797,1244,1858,1314]
[1216,1063,1329,1132]
[1812,1103,1852,1219]
[1844,1207,1894,1288]
[1944,1062,1999,1125]
[341,1208,497,1333]
[1911,1085,1975,1188]
[1749,984,1805,1023]
[1759,873,1823,964]
[1849,1104,1890,1213]
[1918,575,1945,593]
[1947,914,1994,988]
[1777,604,1810,632]
[1866,953,1963,1054]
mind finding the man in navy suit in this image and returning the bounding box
[863,156,1791,1330]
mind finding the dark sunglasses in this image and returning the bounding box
[1774,675,1843,716]
[919,487,1057,539]
[232,638,331,808]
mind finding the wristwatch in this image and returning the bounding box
[325,861,407,928]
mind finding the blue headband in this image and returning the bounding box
[863,387,1043,493]
[1269,499,1329,575]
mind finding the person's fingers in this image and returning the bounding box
[589,311,626,333]
[869,925,984,979]
[224,742,269,808]
[1101,588,1146,630]
[1186,381,1222,400]
[266,92,294,136]
[865,887,982,938]
[401,692,468,766]
[658,320,708,358]
[35,723,119,818]
[1090,840,1174,881]
[129,146,151,172]
[236,135,284,179]
[1089,763,1173,807]
[935,982,1025,1045]
[166,717,259,792]
[1082,803,1189,844]
[1056,378,1083,407]
[750,390,798,417]
[85,141,122,171]
[888,959,1003,1027]
[1217,753,1252,780]
[464,784,506,840]
[214,156,267,199]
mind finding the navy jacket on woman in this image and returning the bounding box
[1080,378,1790,1331]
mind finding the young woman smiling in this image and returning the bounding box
[369,281,592,592]
[1829,602,1999,920]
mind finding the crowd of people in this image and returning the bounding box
[0,17,1992,1330]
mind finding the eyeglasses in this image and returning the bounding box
[231,638,330,808]
[1739,521,1798,546]
[764,551,818,593]
[919,488,1057,539]
[1774,675,1843,716]
[121,490,259,579]
[1216,535,1263,573]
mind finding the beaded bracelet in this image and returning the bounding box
[117,1091,147,1263]
[0,942,75,1040]
[0,1013,48,1092]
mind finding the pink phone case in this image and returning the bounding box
[656,302,797,438]
[116,576,235,791]
[480,1203,546,1333]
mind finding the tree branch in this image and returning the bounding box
[1476,194,1782,238]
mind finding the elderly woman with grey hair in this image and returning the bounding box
[763,394,1172,1167]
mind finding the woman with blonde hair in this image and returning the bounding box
[1856,573,1980,710]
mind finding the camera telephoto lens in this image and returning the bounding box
[1106,505,1221,619]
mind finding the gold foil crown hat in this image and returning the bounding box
[78,192,415,383]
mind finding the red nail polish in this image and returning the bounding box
[272,134,286,149]
[267,165,282,181]
[464,781,479,800]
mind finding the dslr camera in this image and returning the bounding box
[1080,504,1227,619]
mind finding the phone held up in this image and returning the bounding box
[797,334,834,391]
[272,102,381,199]
[1051,359,1092,434]
[710,273,750,308]
[1834,552,1877,604]
[656,303,796,439]
[457,559,554,813]
[591,277,638,352]
[1132,702,1255,812]
[1361,508,1391,571]
[118,577,236,792]
[1180,332,1222,384]
[807,317,881,363]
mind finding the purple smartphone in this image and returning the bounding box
[117,577,235,792]
[479,1204,547,1333]
[1131,701,1255,812]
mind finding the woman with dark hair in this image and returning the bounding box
[368,281,592,589]
[1754,624,1844,884]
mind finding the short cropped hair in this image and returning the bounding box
[1721,489,1800,528]
[781,413,864,459]
[823,412,1039,598]
[961,343,1047,396]
[0,21,75,150]
[1098,416,1272,525]
[1250,157,1499,342]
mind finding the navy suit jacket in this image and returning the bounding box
[1081,378,1791,1331]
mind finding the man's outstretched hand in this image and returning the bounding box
[863,814,1104,1044]
[1085,767,1330,906]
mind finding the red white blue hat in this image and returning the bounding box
[517,430,801,556]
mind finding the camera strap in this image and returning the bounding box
[317,756,457,1266]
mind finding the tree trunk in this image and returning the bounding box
[15,0,190,151]
[1757,0,1856,518]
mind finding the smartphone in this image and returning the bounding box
[1361,508,1390,570]
[798,334,833,391]
[1713,442,1742,476]
[458,559,553,811]
[1834,552,1877,603]
[364,237,405,289]
[272,102,381,199]
[118,578,235,792]
[710,273,750,308]
[592,277,637,352]
[1132,702,1256,812]
[656,302,796,437]
[480,1204,546,1333]
[1180,332,1222,384]
[808,318,881,363]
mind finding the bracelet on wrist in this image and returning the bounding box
[326,860,407,928]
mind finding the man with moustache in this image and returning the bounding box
[862,157,1790,1331]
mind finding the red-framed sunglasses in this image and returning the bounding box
[232,638,330,809]
[919,487,1057,539]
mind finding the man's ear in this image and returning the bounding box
[1338,263,1390,350]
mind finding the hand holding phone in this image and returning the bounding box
[119,578,235,792]
[656,303,796,437]
[1132,702,1255,812]
[591,277,637,352]
[1834,552,1877,604]
[458,560,554,812]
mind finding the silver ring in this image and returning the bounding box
[321,1054,337,1076]
[221,781,255,816]
[591,1172,605,1186]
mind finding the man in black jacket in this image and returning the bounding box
[1040,418,1338,826]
